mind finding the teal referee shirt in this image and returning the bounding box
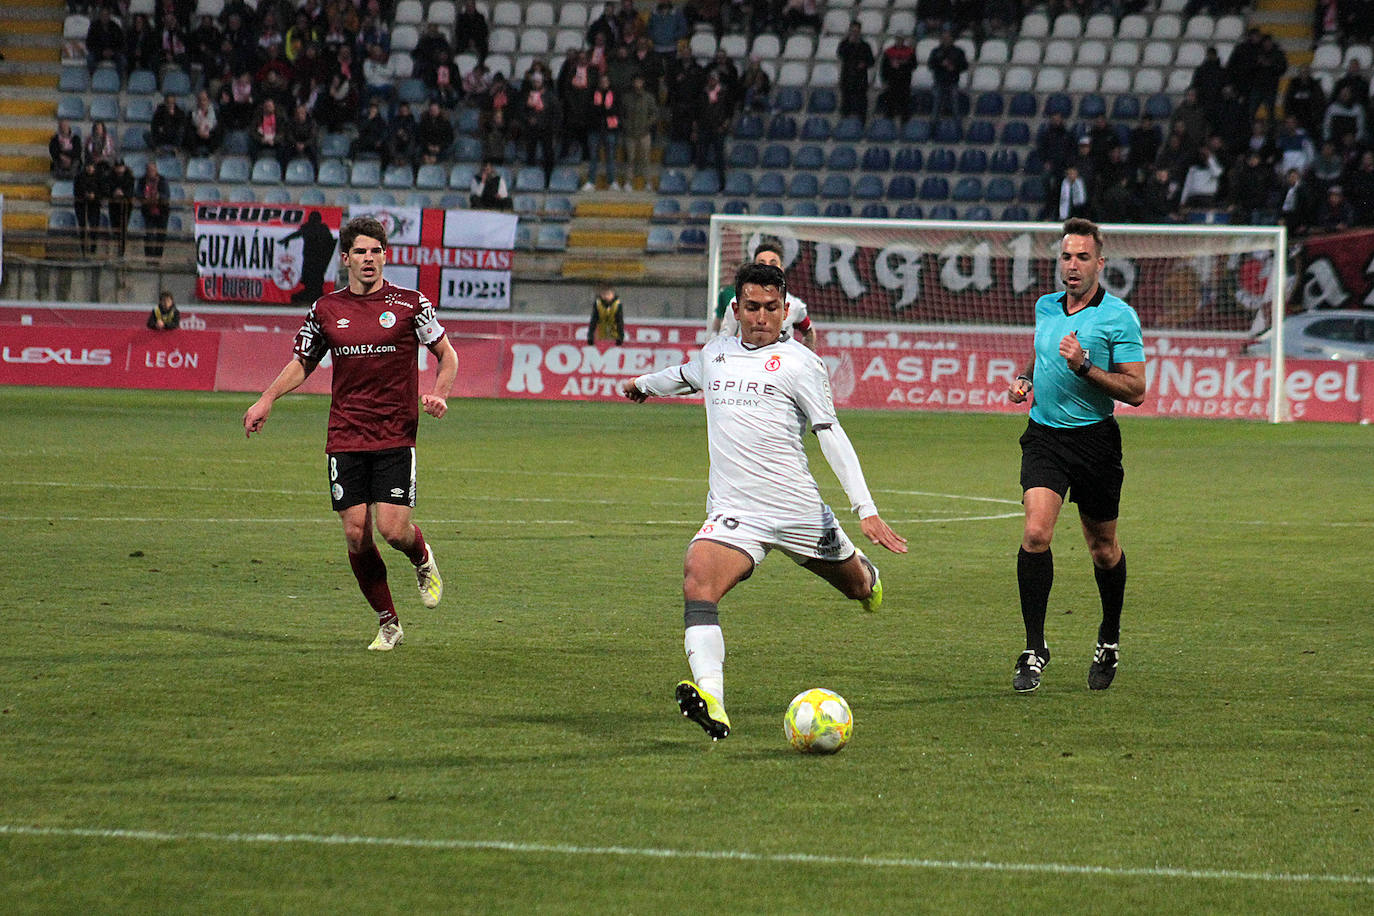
[1029,287,1145,428]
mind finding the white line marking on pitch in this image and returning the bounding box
[0,825,1369,887]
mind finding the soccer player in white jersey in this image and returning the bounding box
[712,242,818,351]
[621,262,907,741]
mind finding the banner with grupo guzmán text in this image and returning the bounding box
[194,202,343,304]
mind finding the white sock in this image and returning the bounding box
[684,624,725,701]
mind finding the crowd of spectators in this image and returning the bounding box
[50,1,1374,235]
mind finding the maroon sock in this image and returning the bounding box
[348,546,397,627]
[403,524,428,567]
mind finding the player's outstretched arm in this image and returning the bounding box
[623,358,703,403]
[860,514,909,554]
[815,424,908,555]
[243,358,311,437]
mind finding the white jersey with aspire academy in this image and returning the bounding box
[717,293,809,341]
[642,334,836,521]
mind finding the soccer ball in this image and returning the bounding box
[783,688,853,754]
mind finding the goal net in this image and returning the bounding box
[707,216,1290,422]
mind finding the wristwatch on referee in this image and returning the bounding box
[1073,355,1093,377]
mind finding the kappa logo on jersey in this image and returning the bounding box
[378,311,396,328]
[764,355,781,372]
[335,318,350,329]
[713,353,726,363]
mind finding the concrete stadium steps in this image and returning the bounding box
[574,200,654,220]
[0,71,56,88]
[567,228,649,250]
[559,256,646,280]
[0,183,51,203]
[3,45,61,64]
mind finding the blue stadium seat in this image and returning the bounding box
[854,175,884,199]
[251,158,282,183]
[1001,205,1031,221]
[919,176,950,201]
[765,115,797,140]
[535,224,569,251]
[457,108,480,133]
[515,166,546,191]
[284,158,315,185]
[896,203,924,219]
[1111,94,1142,120]
[456,136,483,161]
[91,66,121,93]
[927,148,957,173]
[723,172,753,196]
[651,197,681,222]
[865,117,897,142]
[761,143,791,168]
[859,203,890,219]
[1078,94,1107,119]
[888,175,917,200]
[964,205,993,221]
[300,188,327,206]
[350,160,381,186]
[49,210,77,231]
[1044,93,1073,117]
[404,192,430,208]
[911,89,934,116]
[929,204,958,220]
[549,166,581,192]
[221,129,250,155]
[894,148,924,172]
[952,177,985,202]
[657,169,688,194]
[989,150,1021,173]
[120,129,147,154]
[261,187,292,204]
[448,162,477,189]
[729,142,759,169]
[688,199,715,220]
[974,92,1005,117]
[933,118,962,143]
[218,156,250,183]
[820,174,851,198]
[734,114,764,139]
[415,163,447,189]
[1020,176,1048,203]
[157,155,184,180]
[1009,92,1037,117]
[57,96,86,120]
[794,145,824,170]
[722,199,749,215]
[800,116,831,141]
[756,200,785,216]
[161,69,192,95]
[788,173,818,197]
[1145,93,1173,119]
[320,132,351,158]
[833,117,863,141]
[986,177,1017,202]
[958,149,988,173]
[901,119,932,143]
[514,224,534,250]
[1001,121,1031,145]
[967,120,996,144]
[646,225,676,252]
[790,201,819,217]
[58,67,89,92]
[127,69,157,94]
[335,190,362,205]
[774,86,804,112]
[543,196,573,221]
[1024,150,1044,174]
[662,141,693,167]
[124,97,155,123]
[824,202,852,218]
[511,194,539,219]
[862,147,891,171]
[89,96,119,122]
[225,185,256,203]
[678,227,707,251]
[808,88,837,113]
[827,146,857,170]
[51,179,75,200]
[756,172,785,196]
[397,78,427,105]
[438,192,466,208]
[689,171,721,195]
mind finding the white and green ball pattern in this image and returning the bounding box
[783,688,853,754]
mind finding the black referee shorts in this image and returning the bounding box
[1019,417,1124,522]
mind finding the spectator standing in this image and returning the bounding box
[1141,167,1180,223]
[1275,115,1317,176]
[1251,35,1287,124]
[520,71,561,184]
[1127,115,1162,183]
[633,35,666,96]
[50,120,83,180]
[1057,165,1089,220]
[1191,46,1226,115]
[157,14,188,74]
[1283,67,1327,141]
[587,3,621,49]
[1228,150,1280,224]
[107,158,136,258]
[928,29,968,120]
[917,0,954,38]
[1323,85,1368,146]
[351,99,389,159]
[739,56,772,112]
[137,159,171,260]
[1331,61,1371,120]
[622,73,658,190]
[587,72,623,190]
[74,159,104,255]
[1179,140,1225,209]
[587,285,626,346]
[782,0,822,33]
[879,36,917,123]
[250,99,289,170]
[385,102,418,169]
[1171,88,1211,153]
[693,69,732,189]
[1280,168,1318,236]
[1038,112,1076,179]
[362,43,398,109]
[648,2,689,57]
[1343,151,1374,225]
[454,0,489,62]
[285,102,321,171]
[666,43,704,143]
[317,47,361,131]
[189,14,224,79]
[559,50,597,166]
[838,22,875,121]
[1317,184,1356,232]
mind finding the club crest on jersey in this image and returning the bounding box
[378,311,396,328]
[764,355,781,372]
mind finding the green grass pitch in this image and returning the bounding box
[1,387,1370,913]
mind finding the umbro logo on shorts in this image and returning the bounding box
[390,487,405,498]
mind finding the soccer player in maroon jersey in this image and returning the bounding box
[243,216,459,651]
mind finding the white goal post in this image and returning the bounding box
[707,216,1289,422]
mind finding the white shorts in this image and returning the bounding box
[689,504,856,567]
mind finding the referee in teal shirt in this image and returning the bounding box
[1008,218,1147,694]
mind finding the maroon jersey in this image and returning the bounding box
[292,281,446,452]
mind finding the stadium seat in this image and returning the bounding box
[1100,69,1133,96]
[865,118,897,142]
[756,200,784,216]
[1020,176,1047,203]
[823,202,852,218]
[1118,14,1149,40]
[734,114,764,140]
[820,174,851,199]
[919,177,950,201]
[689,171,720,195]
[657,170,688,195]
[558,1,589,28]
[901,119,932,143]
[859,203,890,219]
[415,163,447,190]
[794,145,824,170]
[790,201,819,217]
[513,224,534,251]
[185,157,216,182]
[967,120,996,144]
[161,70,191,95]
[929,204,958,221]
[438,192,466,209]
[952,177,984,202]
[218,156,250,183]
[723,172,753,196]
[787,173,818,197]
[894,148,923,172]
[515,166,546,192]
[1052,12,1082,38]
[1008,92,1037,117]
[49,210,77,231]
[57,96,86,121]
[225,185,256,203]
[861,147,891,171]
[1145,41,1177,68]
[1001,121,1031,146]
[957,149,988,173]
[800,116,831,142]
[1151,14,1182,40]
[678,227,707,251]
[765,115,797,141]
[974,92,1005,117]
[58,67,89,92]
[317,159,348,187]
[283,158,315,185]
[826,147,856,170]
[662,141,692,168]
[394,0,423,25]
[1110,42,1142,68]
[448,163,477,189]
[350,160,381,186]
[986,177,1017,202]
[1043,39,1074,67]
[127,69,157,95]
[756,172,785,197]
[1084,12,1115,38]
[1214,14,1244,42]
[89,96,120,122]
[383,164,414,189]
[261,187,291,204]
[833,117,864,142]
[760,144,790,169]
[927,148,956,173]
[535,225,568,251]
[250,159,281,184]
[397,78,427,106]
[687,199,715,221]
[721,199,749,215]
[512,194,539,220]
[1144,93,1173,120]
[719,34,748,59]
[651,198,681,222]
[989,150,1020,174]
[1001,205,1031,222]
[300,188,327,206]
[964,205,993,221]
[1020,12,1050,38]
[646,225,676,253]
[808,88,837,114]
[729,143,759,169]
[774,86,804,113]
[932,118,962,143]
[892,203,921,220]
[91,66,121,93]
[1078,94,1107,119]
[544,197,573,221]
[124,97,156,123]
[854,175,884,200]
